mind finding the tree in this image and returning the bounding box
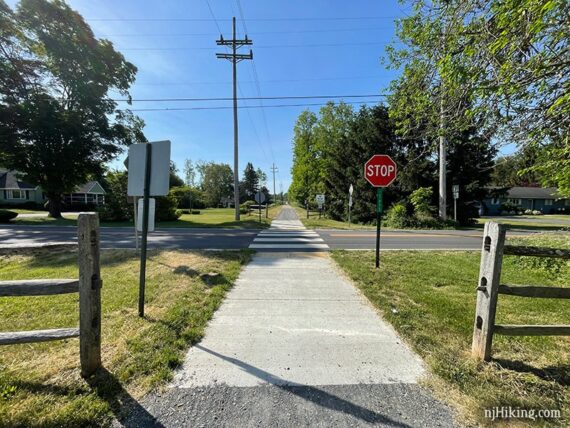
[98,170,131,222]
[289,110,320,205]
[199,162,233,207]
[0,0,146,218]
[491,148,542,187]
[169,162,185,188]
[183,158,196,187]
[390,0,570,196]
[242,162,259,199]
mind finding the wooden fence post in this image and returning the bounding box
[78,213,102,377]
[472,222,506,361]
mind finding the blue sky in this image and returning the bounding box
[39,0,406,192]
[10,1,512,191]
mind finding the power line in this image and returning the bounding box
[133,75,382,86]
[119,41,390,51]
[128,100,381,112]
[114,94,386,102]
[236,0,275,164]
[98,27,392,37]
[88,16,398,22]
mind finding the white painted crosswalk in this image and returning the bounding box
[249,217,330,252]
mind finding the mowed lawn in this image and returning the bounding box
[0,248,251,427]
[7,206,283,229]
[332,233,570,427]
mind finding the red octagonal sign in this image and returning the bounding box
[364,154,397,187]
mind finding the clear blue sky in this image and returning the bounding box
[10,1,511,191]
[45,0,407,192]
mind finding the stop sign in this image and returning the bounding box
[364,155,397,187]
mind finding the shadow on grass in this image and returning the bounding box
[493,358,570,387]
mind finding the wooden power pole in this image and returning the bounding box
[270,163,278,203]
[216,17,253,220]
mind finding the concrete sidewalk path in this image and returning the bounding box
[117,213,458,427]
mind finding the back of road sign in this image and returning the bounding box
[127,140,171,196]
[137,198,156,232]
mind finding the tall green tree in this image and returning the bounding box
[389,0,570,196]
[242,162,259,198]
[199,162,233,208]
[289,110,319,205]
[0,0,145,217]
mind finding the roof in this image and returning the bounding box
[74,181,106,194]
[0,171,37,190]
[487,186,562,199]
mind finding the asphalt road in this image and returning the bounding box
[0,225,258,250]
[0,223,533,251]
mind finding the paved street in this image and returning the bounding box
[117,215,457,427]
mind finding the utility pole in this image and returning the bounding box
[270,163,278,204]
[439,92,447,220]
[216,17,253,221]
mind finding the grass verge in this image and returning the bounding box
[9,206,283,229]
[331,233,570,427]
[0,248,251,427]
[476,216,570,232]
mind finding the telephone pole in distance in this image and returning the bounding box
[270,163,278,204]
[216,17,253,220]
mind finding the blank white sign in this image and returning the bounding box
[127,140,171,196]
[137,198,156,232]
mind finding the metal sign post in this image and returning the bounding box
[376,188,383,268]
[364,154,397,269]
[452,185,459,222]
[139,143,152,318]
[127,140,171,318]
[255,191,266,224]
[348,184,354,226]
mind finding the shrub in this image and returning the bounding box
[191,210,200,215]
[385,203,410,228]
[0,210,17,223]
[409,187,435,216]
[155,194,181,221]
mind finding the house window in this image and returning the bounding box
[8,190,26,200]
[491,198,500,205]
[544,199,553,206]
[507,198,522,205]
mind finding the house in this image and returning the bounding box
[481,186,570,215]
[0,169,105,207]
[0,170,44,205]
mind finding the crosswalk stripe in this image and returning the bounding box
[249,212,329,252]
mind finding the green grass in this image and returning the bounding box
[2,208,49,214]
[332,233,570,427]
[0,248,252,427]
[8,206,284,229]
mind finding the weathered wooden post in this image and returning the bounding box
[472,222,506,361]
[78,213,102,377]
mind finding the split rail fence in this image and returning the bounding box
[472,221,570,361]
[0,213,102,377]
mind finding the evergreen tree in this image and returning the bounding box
[242,162,259,199]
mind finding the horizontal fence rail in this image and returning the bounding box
[472,222,570,361]
[0,328,80,345]
[503,245,570,259]
[0,213,102,378]
[0,279,79,297]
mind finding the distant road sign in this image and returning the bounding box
[349,184,354,195]
[137,198,155,232]
[364,155,397,187]
[316,194,325,206]
[452,185,460,199]
[255,191,266,204]
[127,140,171,196]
